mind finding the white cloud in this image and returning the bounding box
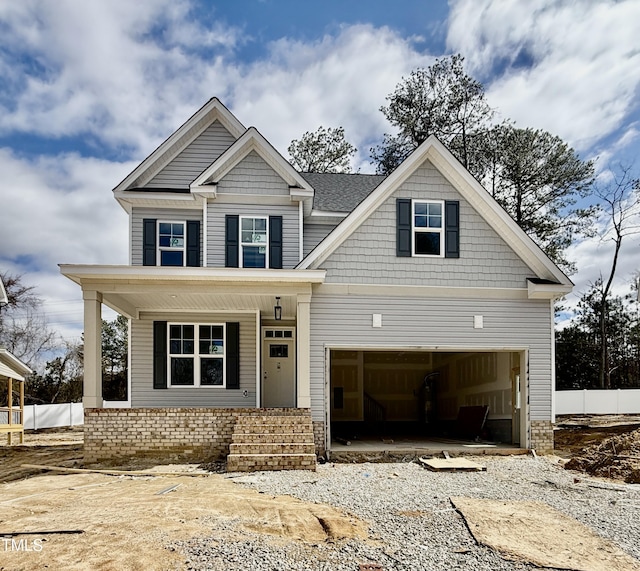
[447,0,640,152]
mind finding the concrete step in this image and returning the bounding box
[229,442,316,455]
[227,453,317,472]
[231,432,314,444]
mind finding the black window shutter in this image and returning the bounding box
[143,219,157,266]
[225,215,239,267]
[186,220,201,267]
[226,322,240,389]
[445,200,460,258]
[153,321,167,389]
[269,216,283,269]
[396,199,412,257]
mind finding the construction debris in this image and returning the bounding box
[564,427,640,483]
[451,496,640,571]
[418,457,486,472]
[20,464,209,477]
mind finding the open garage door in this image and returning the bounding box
[329,349,526,448]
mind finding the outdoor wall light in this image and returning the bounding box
[274,296,282,321]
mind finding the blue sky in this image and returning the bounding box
[0,0,639,347]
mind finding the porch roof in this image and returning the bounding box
[59,265,325,320]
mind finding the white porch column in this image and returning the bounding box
[296,293,311,408]
[83,290,103,408]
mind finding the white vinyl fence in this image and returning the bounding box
[555,389,640,415]
[23,402,84,430]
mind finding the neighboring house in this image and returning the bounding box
[61,98,572,466]
[1,278,32,444]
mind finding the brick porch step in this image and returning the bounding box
[229,442,316,455]
[227,414,317,472]
[226,453,317,472]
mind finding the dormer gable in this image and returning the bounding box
[191,127,314,214]
[113,98,246,193]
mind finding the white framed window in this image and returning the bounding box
[158,221,185,266]
[168,323,225,387]
[412,200,444,257]
[240,216,268,268]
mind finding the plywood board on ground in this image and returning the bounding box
[418,457,486,471]
[450,496,640,571]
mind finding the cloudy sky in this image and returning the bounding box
[1,0,639,346]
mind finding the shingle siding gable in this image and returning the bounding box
[320,160,535,288]
[217,151,289,196]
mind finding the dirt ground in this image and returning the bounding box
[0,430,367,571]
[1,417,640,570]
[554,414,640,483]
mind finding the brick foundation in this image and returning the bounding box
[84,407,313,465]
[530,420,554,454]
[312,421,326,458]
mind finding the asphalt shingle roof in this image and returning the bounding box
[300,172,387,213]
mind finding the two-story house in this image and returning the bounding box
[61,98,572,469]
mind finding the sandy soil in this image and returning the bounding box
[0,470,367,571]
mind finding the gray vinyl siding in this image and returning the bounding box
[321,160,535,288]
[207,202,300,268]
[217,151,289,196]
[145,121,236,189]
[303,223,337,257]
[131,208,203,266]
[130,312,257,407]
[309,293,553,423]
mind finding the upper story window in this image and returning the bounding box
[225,215,282,269]
[240,216,268,268]
[158,221,185,266]
[412,201,444,257]
[396,198,459,259]
[168,323,225,387]
[142,218,200,267]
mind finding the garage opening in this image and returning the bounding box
[329,349,524,449]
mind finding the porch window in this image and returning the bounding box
[240,216,268,268]
[168,323,225,387]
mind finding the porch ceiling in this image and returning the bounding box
[59,265,325,319]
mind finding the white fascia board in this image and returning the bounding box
[0,278,7,305]
[114,190,200,213]
[527,281,573,299]
[59,264,326,285]
[113,98,245,192]
[0,348,32,379]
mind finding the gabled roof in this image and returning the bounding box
[191,127,314,203]
[298,135,573,288]
[301,172,386,212]
[0,349,31,381]
[113,98,246,192]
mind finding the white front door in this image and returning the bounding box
[262,328,296,408]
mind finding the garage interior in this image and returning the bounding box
[329,349,524,449]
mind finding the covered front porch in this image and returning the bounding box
[60,265,326,411]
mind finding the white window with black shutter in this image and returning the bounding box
[142,219,201,267]
[397,198,459,258]
[225,214,283,269]
[153,321,240,390]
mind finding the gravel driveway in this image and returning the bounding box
[176,456,640,571]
